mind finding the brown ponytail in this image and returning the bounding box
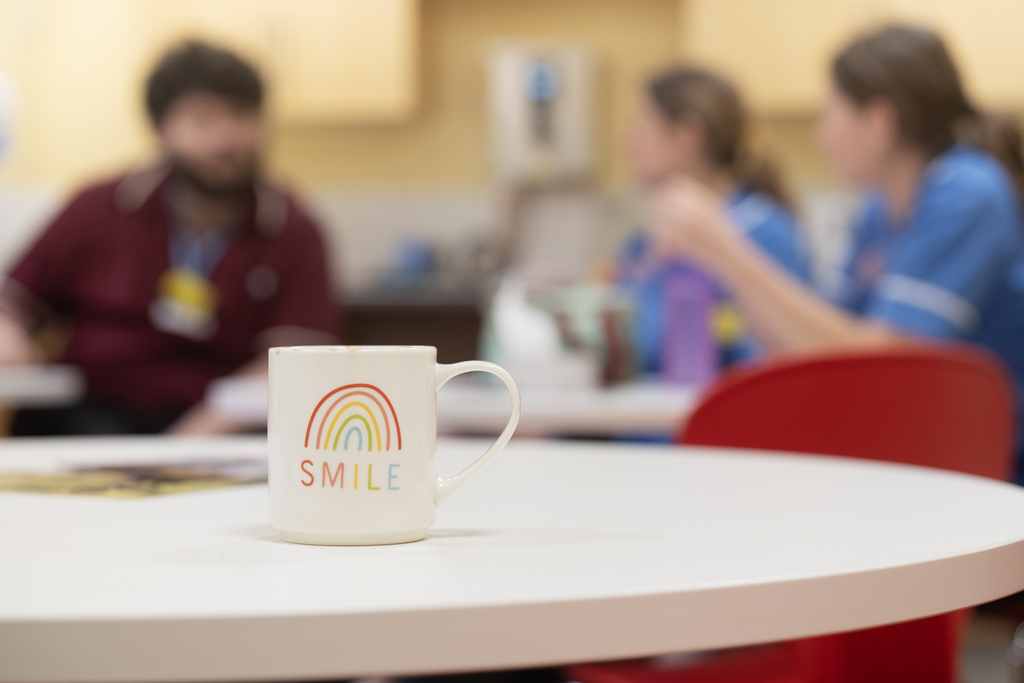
[647,66,794,210]
[833,24,1024,199]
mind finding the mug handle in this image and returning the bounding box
[433,361,521,505]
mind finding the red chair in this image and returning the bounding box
[566,345,1015,683]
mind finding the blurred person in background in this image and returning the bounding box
[0,41,337,435]
[620,66,811,372]
[651,25,1024,481]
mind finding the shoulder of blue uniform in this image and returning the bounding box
[873,147,1024,335]
[911,148,1024,269]
[924,145,1019,216]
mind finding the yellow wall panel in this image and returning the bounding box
[270,0,681,189]
[0,0,680,192]
[0,0,154,187]
[272,0,419,122]
[680,0,1024,115]
[679,0,886,114]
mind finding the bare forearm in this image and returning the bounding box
[165,359,266,435]
[166,326,334,435]
[235,354,269,377]
[714,236,904,353]
[650,177,914,356]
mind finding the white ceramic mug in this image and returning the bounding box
[268,346,521,545]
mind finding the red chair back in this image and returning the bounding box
[681,345,1015,480]
[679,345,1016,683]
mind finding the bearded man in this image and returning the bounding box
[0,41,337,435]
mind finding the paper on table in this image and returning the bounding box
[0,459,267,498]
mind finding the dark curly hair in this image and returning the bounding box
[145,40,263,125]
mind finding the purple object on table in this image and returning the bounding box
[660,267,716,385]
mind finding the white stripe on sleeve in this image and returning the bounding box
[875,273,980,332]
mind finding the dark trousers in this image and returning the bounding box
[11,399,182,436]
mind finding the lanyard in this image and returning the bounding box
[162,184,236,278]
[151,190,238,341]
[167,222,232,279]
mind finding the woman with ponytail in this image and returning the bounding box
[651,24,1024,481]
[621,66,811,371]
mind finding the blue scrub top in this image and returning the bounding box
[838,145,1024,480]
[619,188,811,373]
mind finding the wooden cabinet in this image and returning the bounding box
[142,0,420,123]
[679,0,1024,114]
[0,0,420,188]
[271,0,419,123]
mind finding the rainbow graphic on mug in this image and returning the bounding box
[304,384,402,453]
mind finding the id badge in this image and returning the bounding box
[149,267,219,340]
[712,301,746,345]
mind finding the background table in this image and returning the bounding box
[0,364,84,408]
[3,436,1024,682]
[208,376,699,436]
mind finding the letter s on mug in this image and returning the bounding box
[300,460,314,486]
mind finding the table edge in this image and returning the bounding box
[3,531,1023,682]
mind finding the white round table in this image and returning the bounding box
[435,381,697,436]
[2,435,1024,683]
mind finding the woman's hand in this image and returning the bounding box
[165,355,269,435]
[165,402,248,435]
[650,176,743,271]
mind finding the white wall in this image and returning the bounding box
[0,183,858,295]
[0,184,58,273]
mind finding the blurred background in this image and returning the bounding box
[0,0,1020,365]
[4,4,1024,678]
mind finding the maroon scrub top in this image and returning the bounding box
[5,168,338,415]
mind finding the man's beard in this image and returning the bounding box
[168,155,260,199]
